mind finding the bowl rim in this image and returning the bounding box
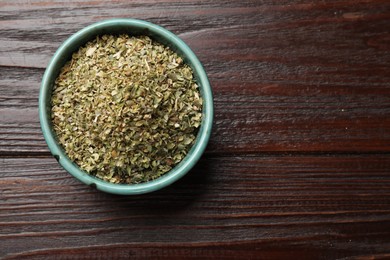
[39,18,213,195]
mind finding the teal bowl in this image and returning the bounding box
[39,19,213,195]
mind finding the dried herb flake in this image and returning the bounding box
[51,35,202,184]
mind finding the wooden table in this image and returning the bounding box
[1,1,390,259]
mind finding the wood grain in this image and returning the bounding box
[1,65,390,154]
[1,1,390,155]
[1,156,390,259]
[1,0,390,259]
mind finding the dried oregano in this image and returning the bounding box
[51,35,202,184]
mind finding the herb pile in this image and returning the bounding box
[51,35,202,184]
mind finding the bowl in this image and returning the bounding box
[39,19,213,195]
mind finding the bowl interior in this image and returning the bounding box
[39,19,213,195]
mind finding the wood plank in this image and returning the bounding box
[0,67,42,109]
[1,66,390,154]
[1,155,390,258]
[1,1,390,259]
[1,1,390,154]
[0,67,48,154]
[1,0,389,68]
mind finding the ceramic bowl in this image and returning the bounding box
[39,19,213,195]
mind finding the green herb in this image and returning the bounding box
[51,35,202,184]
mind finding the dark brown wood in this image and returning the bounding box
[2,156,390,259]
[1,0,390,259]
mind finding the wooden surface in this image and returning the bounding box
[1,0,390,259]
